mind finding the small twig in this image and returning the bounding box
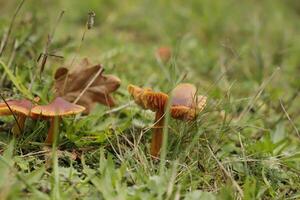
[207,143,244,198]
[237,67,279,121]
[238,132,249,175]
[73,66,104,104]
[19,150,51,158]
[29,11,64,91]
[279,99,300,139]
[37,53,64,62]
[38,10,65,75]
[0,0,25,56]
[275,90,299,124]
[104,101,134,115]
[62,12,95,95]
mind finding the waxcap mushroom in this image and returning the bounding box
[0,99,37,136]
[128,84,169,158]
[30,97,85,144]
[170,83,207,120]
[0,99,34,116]
[127,84,168,111]
[128,83,207,158]
[156,46,172,63]
[30,97,85,118]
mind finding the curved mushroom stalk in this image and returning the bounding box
[150,111,165,158]
[45,117,61,144]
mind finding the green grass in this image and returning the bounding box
[0,0,300,199]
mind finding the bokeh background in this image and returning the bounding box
[0,0,299,199]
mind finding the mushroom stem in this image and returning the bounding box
[150,111,165,158]
[45,117,61,145]
[11,114,26,136]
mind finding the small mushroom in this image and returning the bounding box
[156,46,172,63]
[128,84,169,157]
[128,83,207,158]
[30,97,85,144]
[170,83,207,121]
[0,99,36,136]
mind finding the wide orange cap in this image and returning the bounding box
[128,84,168,112]
[0,99,35,116]
[30,97,85,118]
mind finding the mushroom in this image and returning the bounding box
[0,99,36,136]
[128,83,207,158]
[170,83,207,121]
[156,46,172,63]
[128,84,168,157]
[30,97,85,144]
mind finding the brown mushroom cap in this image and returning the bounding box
[156,46,172,62]
[128,84,168,112]
[171,83,197,107]
[30,97,85,118]
[0,99,35,116]
[170,83,207,120]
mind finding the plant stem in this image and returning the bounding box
[45,117,60,144]
[150,111,164,158]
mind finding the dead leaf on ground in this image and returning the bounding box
[54,58,121,114]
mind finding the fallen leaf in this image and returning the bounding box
[54,58,121,114]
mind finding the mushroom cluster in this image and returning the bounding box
[0,58,123,145]
[0,97,85,144]
[0,56,207,159]
[128,83,207,157]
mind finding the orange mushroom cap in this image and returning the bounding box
[128,84,168,112]
[156,46,172,62]
[30,97,85,118]
[170,83,207,120]
[0,99,35,116]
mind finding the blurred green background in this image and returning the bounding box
[0,0,299,199]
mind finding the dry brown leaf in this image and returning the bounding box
[54,58,121,114]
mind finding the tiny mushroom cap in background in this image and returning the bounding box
[0,99,36,136]
[128,83,207,158]
[170,83,207,121]
[31,97,85,144]
[156,46,172,63]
